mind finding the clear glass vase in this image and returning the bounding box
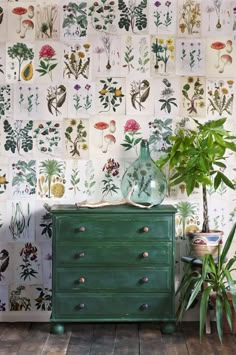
[121,139,167,206]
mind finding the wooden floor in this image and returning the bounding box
[0,322,235,355]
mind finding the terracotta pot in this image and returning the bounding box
[190,230,223,258]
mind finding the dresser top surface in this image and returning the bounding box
[51,204,176,215]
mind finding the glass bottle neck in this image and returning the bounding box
[139,140,151,161]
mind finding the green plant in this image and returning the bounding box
[157,118,236,233]
[39,160,64,198]
[7,43,34,82]
[4,120,33,155]
[176,222,236,343]
[62,2,87,37]
[118,0,147,33]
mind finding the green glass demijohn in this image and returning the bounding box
[121,139,167,206]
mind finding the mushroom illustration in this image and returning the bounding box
[102,134,116,153]
[12,7,27,34]
[210,42,226,69]
[28,5,34,19]
[109,120,116,133]
[226,40,233,53]
[94,121,109,148]
[20,19,34,38]
[219,54,232,73]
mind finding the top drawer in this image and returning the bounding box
[54,215,173,242]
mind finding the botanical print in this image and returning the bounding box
[0,244,11,285]
[38,203,52,240]
[233,2,236,40]
[41,241,52,286]
[150,0,177,35]
[0,286,7,311]
[0,166,9,196]
[83,160,96,197]
[92,35,121,77]
[37,159,66,199]
[63,41,91,80]
[177,0,201,36]
[97,77,125,114]
[0,2,7,41]
[14,85,41,119]
[3,120,33,157]
[9,285,31,311]
[14,242,41,284]
[175,201,200,240]
[33,121,62,157]
[8,201,34,241]
[6,42,34,83]
[61,1,87,40]
[151,36,175,76]
[64,118,89,159]
[88,0,117,34]
[154,77,179,116]
[11,159,36,197]
[8,2,36,41]
[35,0,59,40]
[0,84,12,119]
[121,119,142,156]
[92,118,118,155]
[118,0,148,34]
[101,158,121,199]
[148,117,172,160]
[35,43,59,83]
[121,35,150,76]
[46,84,67,117]
[34,287,52,311]
[202,0,232,36]
[181,76,205,117]
[67,81,95,118]
[206,79,234,119]
[0,44,6,84]
[126,77,153,116]
[206,39,234,77]
[175,38,205,76]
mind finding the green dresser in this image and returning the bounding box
[51,204,176,334]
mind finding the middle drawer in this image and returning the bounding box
[55,242,171,266]
[55,266,171,292]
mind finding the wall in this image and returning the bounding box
[0,0,235,321]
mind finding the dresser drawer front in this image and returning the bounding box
[53,293,174,320]
[55,215,172,242]
[55,242,171,266]
[55,267,171,292]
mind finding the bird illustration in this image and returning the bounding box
[0,249,9,281]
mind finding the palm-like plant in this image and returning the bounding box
[176,222,236,343]
[176,201,197,239]
[39,160,64,198]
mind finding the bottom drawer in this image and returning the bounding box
[52,293,174,320]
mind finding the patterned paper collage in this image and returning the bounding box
[0,0,236,319]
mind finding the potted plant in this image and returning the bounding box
[176,222,236,343]
[157,117,236,255]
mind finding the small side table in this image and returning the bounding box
[181,256,212,334]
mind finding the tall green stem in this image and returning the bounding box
[202,185,209,232]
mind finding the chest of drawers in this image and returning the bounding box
[50,204,176,334]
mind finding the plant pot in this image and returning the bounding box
[190,231,223,258]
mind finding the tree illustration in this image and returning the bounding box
[39,160,64,198]
[7,43,34,82]
[176,201,197,240]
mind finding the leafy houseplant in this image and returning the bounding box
[157,118,236,233]
[176,222,236,343]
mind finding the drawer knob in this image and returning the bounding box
[143,226,149,233]
[142,251,149,258]
[140,303,149,311]
[78,226,86,232]
[140,277,149,284]
[74,252,85,259]
[78,277,85,284]
[76,303,85,310]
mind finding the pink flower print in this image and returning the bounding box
[39,45,56,58]
[36,45,57,81]
[154,1,161,7]
[124,119,140,133]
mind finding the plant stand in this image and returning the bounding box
[181,256,212,334]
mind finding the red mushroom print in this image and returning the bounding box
[109,120,116,133]
[219,54,232,73]
[28,5,34,19]
[102,134,116,153]
[12,7,27,34]
[20,19,34,38]
[226,40,233,53]
[210,42,226,69]
[94,121,109,148]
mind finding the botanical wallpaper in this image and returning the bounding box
[0,0,236,318]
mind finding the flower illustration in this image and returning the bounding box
[121,119,142,155]
[19,242,38,281]
[102,158,120,197]
[36,45,58,81]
